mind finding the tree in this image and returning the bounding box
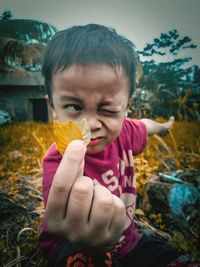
[0,10,12,20]
[135,30,199,120]
[0,12,57,76]
[138,29,197,58]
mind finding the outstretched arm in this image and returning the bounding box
[141,116,175,136]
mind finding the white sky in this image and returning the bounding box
[1,0,200,67]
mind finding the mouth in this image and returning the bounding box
[89,137,103,146]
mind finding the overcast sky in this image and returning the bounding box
[1,0,200,67]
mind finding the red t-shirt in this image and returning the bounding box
[39,118,147,259]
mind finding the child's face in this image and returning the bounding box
[51,64,130,155]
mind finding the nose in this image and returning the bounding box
[86,116,102,132]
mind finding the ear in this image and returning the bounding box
[45,95,57,119]
[45,95,54,108]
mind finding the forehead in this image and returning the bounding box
[52,64,130,97]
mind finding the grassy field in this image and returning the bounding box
[0,120,199,266]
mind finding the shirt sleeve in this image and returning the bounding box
[122,118,148,155]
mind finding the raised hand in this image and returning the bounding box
[158,116,175,136]
[141,116,175,136]
[45,140,126,253]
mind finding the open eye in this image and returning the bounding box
[63,104,82,111]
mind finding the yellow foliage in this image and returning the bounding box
[0,120,199,264]
[135,120,200,194]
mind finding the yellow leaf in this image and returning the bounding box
[54,119,91,155]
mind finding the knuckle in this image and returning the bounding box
[72,176,93,195]
[68,230,86,245]
[98,196,113,210]
[95,185,113,209]
[66,154,80,164]
[52,181,69,193]
[113,195,125,210]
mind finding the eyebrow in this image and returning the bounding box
[60,95,121,109]
[60,95,116,105]
[100,100,117,106]
[60,95,82,103]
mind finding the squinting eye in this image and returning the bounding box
[102,110,120,116]
[64,104,82,111]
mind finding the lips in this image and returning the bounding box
[89,137,103,146]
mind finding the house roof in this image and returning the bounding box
[0,71,44,86]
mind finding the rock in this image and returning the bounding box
[146,179,200,216]
[146,170,200,239]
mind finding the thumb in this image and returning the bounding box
[63,139,87,159]
[56,139,87,190]
[46,140,86,220]
[64,140,86,177]
[167,116,175,128]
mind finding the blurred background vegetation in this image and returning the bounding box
[0,10,199,121]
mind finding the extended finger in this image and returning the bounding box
[89,185,114,233]
[109,194,126,241]
[66,176,94,234]
[46,140,86,221]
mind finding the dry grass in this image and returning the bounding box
[0,120,199,266]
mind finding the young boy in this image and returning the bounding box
[39,24,198,267]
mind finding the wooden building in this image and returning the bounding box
[0,71,52,122]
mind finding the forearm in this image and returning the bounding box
[141,119,162,135]
[140,117,174,136]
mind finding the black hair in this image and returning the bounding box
[42,24,138,101]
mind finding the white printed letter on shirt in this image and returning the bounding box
[101,170,119,192]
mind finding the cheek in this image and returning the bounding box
[106,117,125,138]
[52,109,67,122]
[52,103,71,122]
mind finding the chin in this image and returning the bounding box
[86,145,105,155]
